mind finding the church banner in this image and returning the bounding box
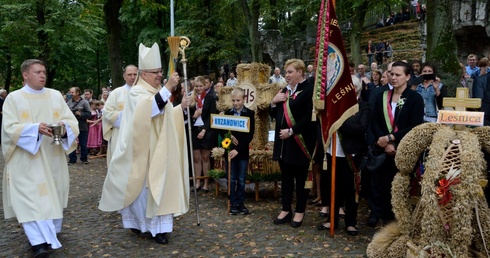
[210,114,250,132]
[313,0,358,150]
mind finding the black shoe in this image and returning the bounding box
[203,188,209,193]
[153,233,169,244]
[319,211,328,217]
[346,226,358,236]
[230,204,239,215]
[131,228,141,234]
[32,243,49,258]
[82,160,89,164]
[239,204,249,215]
[273,211,292,224]
[290,213,305,228]
[317,222,338,230]
[68,161,75,165]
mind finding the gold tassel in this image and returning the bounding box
[322,153,328,170]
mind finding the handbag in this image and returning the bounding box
[365,144,386,171]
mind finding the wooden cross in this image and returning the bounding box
[442,87,481,129]
[464,10,470,20]
[443,88,481,111]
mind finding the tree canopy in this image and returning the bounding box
[0,0,461,94]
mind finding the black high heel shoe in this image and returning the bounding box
[290,213,305,228]
[317,221,338,230]
[273,212,292,225]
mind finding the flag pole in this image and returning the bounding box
[329,132,337,237]
[170,0,175,36]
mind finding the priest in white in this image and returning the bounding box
[99,43,190,245]
[102,64,137,166]
[2,59,79,257]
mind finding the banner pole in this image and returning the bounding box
[330,132,337,237]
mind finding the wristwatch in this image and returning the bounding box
[288,128,293,136]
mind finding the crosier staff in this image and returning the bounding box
[168,36,201,226]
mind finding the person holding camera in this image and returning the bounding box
[412,62,446,122]
[67,86,91,164]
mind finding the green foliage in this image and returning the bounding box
[208,169,226,179]
[0,0,107,91]
[208,168,282,182]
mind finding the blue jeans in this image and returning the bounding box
[69,130,88,163]
[229,159,248,206]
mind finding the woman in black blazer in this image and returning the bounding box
[271,59,316,227]
[190,76,217,192]
[317,76,371,235]
[370,61,424,224]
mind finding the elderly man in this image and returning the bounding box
[2,59,79,257]
[99,43,190,245]
[269,67,287,85]
[102,64,137,165]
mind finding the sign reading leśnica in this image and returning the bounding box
[211,114,250,132]
[437,110,484,126]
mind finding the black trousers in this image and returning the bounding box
[370,155,397,223]
[320,154,359,227]
[279,161,309,213]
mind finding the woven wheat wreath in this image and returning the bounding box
[367,123,490,258]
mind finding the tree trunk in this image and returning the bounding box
[348,1,368,65]
[104,0,123,88]
[268,0,278,29]
[3,48,12,91]
[238,0,262,62]
[426,0,459,73]
[36,0,55,86]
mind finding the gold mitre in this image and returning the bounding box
[138,42,162,70]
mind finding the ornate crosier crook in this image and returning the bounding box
[169,36,201,226]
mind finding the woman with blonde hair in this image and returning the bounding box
[271,59,317,227]
[189,76,217,192]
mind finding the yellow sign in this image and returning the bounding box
[437,110,484,126]
[211,114,250,132]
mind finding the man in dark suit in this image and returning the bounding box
[474,72,490,125]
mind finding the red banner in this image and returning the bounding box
[313,0,358,153]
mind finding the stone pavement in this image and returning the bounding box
[0,154,378,257]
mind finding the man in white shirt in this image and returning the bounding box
[226,72,238,86]
[269,67,287,85]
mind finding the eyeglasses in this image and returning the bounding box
[146,70,163,75]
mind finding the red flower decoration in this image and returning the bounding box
[436,177,461,206]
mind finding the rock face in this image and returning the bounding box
[453,0,490,59]
[261,29,313,68]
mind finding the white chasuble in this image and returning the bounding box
[2,86,79,223]
[99,79,189,218]
[102,84,130,165]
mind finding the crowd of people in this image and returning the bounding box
[4,43,490,257]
